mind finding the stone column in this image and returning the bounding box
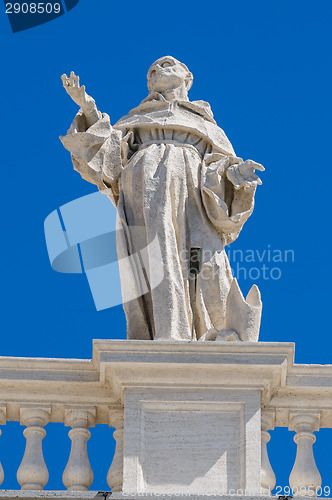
[261,409,276,494]
[107,408,124,492]
[62,408,96,491]
[17,406,50,490]
[289,412,321,497]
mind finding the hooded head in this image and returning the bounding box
[147,56,193,94]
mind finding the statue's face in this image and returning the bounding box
[148,57,191,92]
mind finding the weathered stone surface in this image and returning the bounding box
[60,57,264,342]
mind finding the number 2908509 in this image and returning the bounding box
[5,3,61,14]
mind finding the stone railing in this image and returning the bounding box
[0,353,123,492]
[262,363,332,496]
[0,341,330,497]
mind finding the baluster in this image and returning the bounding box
[107,408,124,491]
[62,408,96,491]
[289,412,321,497]
[261,409,276,494]
[0,406,6,485]
[17,406,50,490]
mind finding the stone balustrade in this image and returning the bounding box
[0,341,330,496]
[0,351,122,492]
[264,363,332,497]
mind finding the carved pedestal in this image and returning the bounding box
[94,340,293,496]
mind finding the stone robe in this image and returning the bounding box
[60,93,256,340]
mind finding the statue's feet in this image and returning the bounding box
[216,329,240,342]
[198,328,239,342]
[198,328,219,341]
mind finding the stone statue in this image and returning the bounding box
[60,56,264,342]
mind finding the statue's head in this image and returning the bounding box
[147,56,193,93]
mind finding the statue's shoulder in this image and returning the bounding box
[180,100,216,124]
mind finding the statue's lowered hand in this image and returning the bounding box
[226,160,264,190]
[61,71,96,113]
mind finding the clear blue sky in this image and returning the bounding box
[0,0,332,493]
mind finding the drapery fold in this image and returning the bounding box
[60,100,257,340]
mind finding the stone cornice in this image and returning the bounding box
[0,341,331,426]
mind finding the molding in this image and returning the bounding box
[0,340,330,427]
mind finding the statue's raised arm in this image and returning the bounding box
[61,71,101,128]
[60,71,122,198]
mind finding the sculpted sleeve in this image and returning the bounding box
[60,110,123,205]
[201,154,256,246]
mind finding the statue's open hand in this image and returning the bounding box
[61,71,95,112]
[226,160,264,190]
